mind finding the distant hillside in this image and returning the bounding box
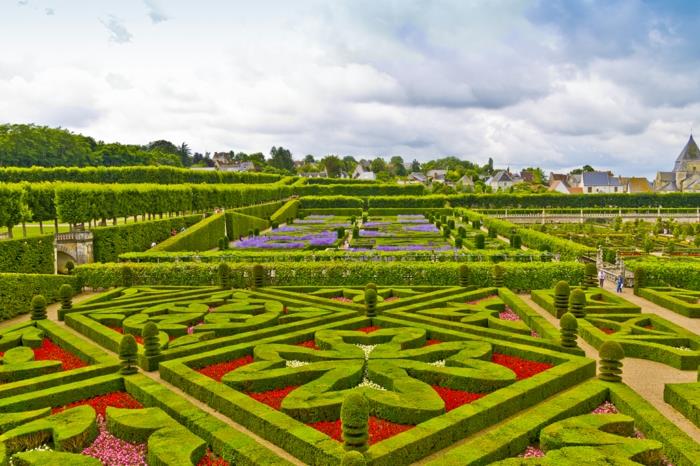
[0,123,191,167]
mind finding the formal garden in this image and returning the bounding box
[1,173,700,464]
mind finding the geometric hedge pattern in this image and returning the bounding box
[1,285,698,465]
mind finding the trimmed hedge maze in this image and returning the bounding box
[46,284,700,465]
[533,285,700,370]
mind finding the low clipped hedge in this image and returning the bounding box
[367,208,453,216]
[75,261,584,291]
[636,287,700,318]
[0,234,54,274]
[150,213,225,252]
[230,200,286,219]
[293,183,424,197]
[0,273,80,321]
[298,208,363,217]
[93,215,202,262]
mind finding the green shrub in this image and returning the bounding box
[59,284,73,313]
[365,288,377,317]
[252,264,264,289]
[554,281,570,317]
[119,334,138,375]
[584,263,598,289]
[510,235,522,249]
[218,263,231,289]
[341,451,366,466]
[30,294,47,320]
[569,289,586,318]
[459,264,469,287]
[0,273,79,322]
[142,322,161,358]
[599,340,624,382]
[560,312,578,348]
[493,264,504,287]
[475,233,485,249]
[341,392,369,452]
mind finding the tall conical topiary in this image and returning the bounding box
[58,284,73,313]
[30,295,47,321]
[554,281,570,318]
[598,340,624,383]
[252,264,264,289]
[459,264,469,287]
[475,233,485,249]
[569,289,586,318]
[365,288,378,318]
[584,263,598,289]
[454,236,463,249]
[560,312,578,348]
[510,235,522,249]
[119,334,138,375]
[365,283,377,291]
[341,451,366,466]
[492,265,504,288]
[341,392,369,452]
[142,322,161,358]
[634,268,645,294]
[218,262,231,289]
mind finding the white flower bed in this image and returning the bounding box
[286,360,310,368]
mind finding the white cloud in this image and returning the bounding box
[99,15,132,44]
[143,0,168,24]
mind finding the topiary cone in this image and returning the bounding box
[598,340,624,383]
[341,451,366,466]
[584,263,598,289]
[341,392,369,452]
[459,264,469,287]
[119,334,138,375]
[365,288,377,318]
[569,289,586,318]
[142,322,161,358]
[554,281,570,318]
[365,283,377,291]
[252,264,264,289]
[492,264,504,288]
[560,312,578,348]
[30,295,47,321]
[218,262,231,289]
[58,284,73,313]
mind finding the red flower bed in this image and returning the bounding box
[425,339,443,346]
[52,391,142,417]
[431,386,485,411]
[34,338,87,371]
[197,355,254,382]
[197,449,230,466]
[296,340,320,350]
[308,416,413,444]
[599,327,616,335]
[491,353,553,380]
[332,297,354,303]
[357,326,381,333]
[247,386,298,410]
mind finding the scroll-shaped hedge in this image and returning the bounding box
[105,406,206,466]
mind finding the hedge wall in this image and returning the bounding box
[270,199,300,224]
[305,177,379,185]
[0,166,282,184]
[230,200,286,219]
[293,184,424,197]
[0,273,80,321]
[632,262,700,290]
[367,195,460,209]
[92,215,202,263]
[75,261,584,290]
[150,213,226,252]
[226,212,270,240]
[298,196,363,209]
[0,234,55,274]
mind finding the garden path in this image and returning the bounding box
[519,293,700,442]
[619,287,700,335]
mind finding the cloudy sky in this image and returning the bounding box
[1,0,698,176]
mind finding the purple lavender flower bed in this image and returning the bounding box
[233,230,338,249]
[375,244,455,251]
[359,229,388,237]
[397,218,429,223]
[404,224,439,233]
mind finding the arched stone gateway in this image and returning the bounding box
[55,231,94,273]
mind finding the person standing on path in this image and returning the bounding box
[616,274,624,293]
[598,269,605,288]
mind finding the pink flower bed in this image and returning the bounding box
[82,415,147,466]
[332,297,354,303]
[498,309,521,321]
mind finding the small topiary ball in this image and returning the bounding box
[599,340,625,361]
[30,295,47,321]
[142,322,161,358]
[554,280,570,296]
[569,289,587,318]
[365,283,377,291]
[341,451,367,466]
[560,312,578,330]
[119,334,138,375]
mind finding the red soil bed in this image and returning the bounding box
[52,391,142,417]
[600,327,616,335]
[197,449,230,466]
[491,353,553,380]
[357,326,381,333]
[308,416,413,445]
[197,355,254,382]
[296,340,320,350]
[425,339,443,346]
[247,386,299,410]
[34,338,88,371]
[431,386,486,411]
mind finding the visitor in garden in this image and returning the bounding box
[616,275,624,293]
[598,269,605,288]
